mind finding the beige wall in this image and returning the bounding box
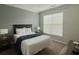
[39,5,79,44]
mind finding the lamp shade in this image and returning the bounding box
[0,29,8,34]
[37,27,40,30]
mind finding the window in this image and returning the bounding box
[43,12,63,36]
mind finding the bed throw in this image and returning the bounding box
[15,33,42,54]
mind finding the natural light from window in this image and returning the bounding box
[43,12,63,36]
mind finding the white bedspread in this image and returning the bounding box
[14,34,51,55]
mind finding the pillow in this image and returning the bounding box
[16,28,26,34]
[25,28,32,33]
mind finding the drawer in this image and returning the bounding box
[0,45,9,52]
[0,40,8,44]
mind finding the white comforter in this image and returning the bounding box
[14,33,51,55]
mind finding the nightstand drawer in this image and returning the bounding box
[0,41,9,46]
[0,45,9,52]
[0,39,9,44]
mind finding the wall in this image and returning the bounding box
[39,5,79,44]
[0,5,39,34]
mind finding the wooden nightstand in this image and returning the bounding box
[0,34,14,52]
[66,40,79,55]
[72,42,79,55]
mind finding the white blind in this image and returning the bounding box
[43,12,63,36]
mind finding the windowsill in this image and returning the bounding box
[44,33,63,38]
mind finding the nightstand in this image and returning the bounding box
[66,40,79,55]
[72,43,79,55]
[0,34,14,52]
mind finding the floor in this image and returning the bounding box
[0,40,66,55]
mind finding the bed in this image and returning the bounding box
[13,24,51,55]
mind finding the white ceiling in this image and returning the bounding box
[7,4,63,13]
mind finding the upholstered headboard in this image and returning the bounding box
[13,24,32,34]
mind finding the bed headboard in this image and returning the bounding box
[13,24,32,34]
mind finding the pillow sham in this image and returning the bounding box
[16,28,25,34]
[25,28,32,33]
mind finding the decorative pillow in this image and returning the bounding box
[25,28,32,33]
[16,28,26,34]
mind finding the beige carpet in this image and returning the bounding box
[0,40,66,55]
[47,40,65,55]
[36,40,65,55]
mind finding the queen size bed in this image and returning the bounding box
[13,24,51,55]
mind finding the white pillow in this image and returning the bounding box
[16,28,26,34]
[25,28,32,33]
